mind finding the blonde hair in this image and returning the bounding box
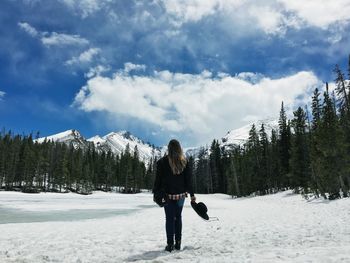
[167,139,187,175]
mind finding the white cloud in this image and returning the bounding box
[18,22,89,46]
[123,62,146,73]
[161,0,350,34]
[73,67,321,145]
[247,5,286,35]
[18,22,38,37]
[41,32,89,46]
[60,0,112,18]
[236,72,265,84]
[162,0,291,35]
[278,0,350,29]
[66,48,100,65]
[85,65,110,78]
[163,0,226,23]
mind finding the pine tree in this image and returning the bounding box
[76,148,84,190]
[97,151,106,189]
[57,144,69,192]
[312,88,322,127]
[22,135,37,191]
[103,149,114,191]
[121,143,133,192]
[278,102,291,188]
[309,88,326,196]
[245,124,261,194]
[209,140,221,193]
[35,139,49,190]
[114,154,120,189]
[132,145,141,192]
[289,107,310,193]
[334,64,349,112]
[259,124,269,194]
[225,151,240,198]
[334,59,350,196]
[318,85,343,198]
[269,129,280,192]
[196,147,211,193]
[187,156,196,193]
[9,134,21,189]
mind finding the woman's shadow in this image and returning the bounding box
[125,246,197,262]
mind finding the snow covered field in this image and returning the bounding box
[0,191,349,263]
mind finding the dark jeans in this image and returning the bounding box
[164,198,185,244]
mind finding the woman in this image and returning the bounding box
[153,139,196,252]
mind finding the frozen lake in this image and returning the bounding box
[0,191,152,224]
[0,207,138,224]
[1,191,349,262]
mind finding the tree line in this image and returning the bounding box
[0,132,155,194]
[192,57,350,200]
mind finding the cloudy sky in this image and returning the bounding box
[1,0,350,147]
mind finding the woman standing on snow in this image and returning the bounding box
[153,139,196,252]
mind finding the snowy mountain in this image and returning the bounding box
[36,118,278,163]
[87,131,162,164]
[36,130,161,165]
[221,118,279,147]
[35,129,90,149]
[185,118,279,158]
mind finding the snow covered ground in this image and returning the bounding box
[0,191,349,263]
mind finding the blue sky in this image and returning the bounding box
[1,0,350,147]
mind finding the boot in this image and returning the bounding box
[174,240,181,250]
[165,242,174,252]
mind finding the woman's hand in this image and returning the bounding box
[191,195,196,202]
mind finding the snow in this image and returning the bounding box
[87,135,105,145]
[88,131,162,165]
[222,118,279,146]
[35,118,278,163]
[36,129,83,144]
[100,131,160,165]
[35,129,88,150]
[1,190,349,262]
[184,118,279,158]
[37,129,162,165]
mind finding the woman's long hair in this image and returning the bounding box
[167,139,187,175]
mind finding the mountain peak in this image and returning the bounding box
[36,129,83,142]
[35,129,87,149]
[117,130,132,139]
[185,118,279,159]
[104,130,131,138]
[91,131,161,164]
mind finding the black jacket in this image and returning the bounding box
[153,156,194,197]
